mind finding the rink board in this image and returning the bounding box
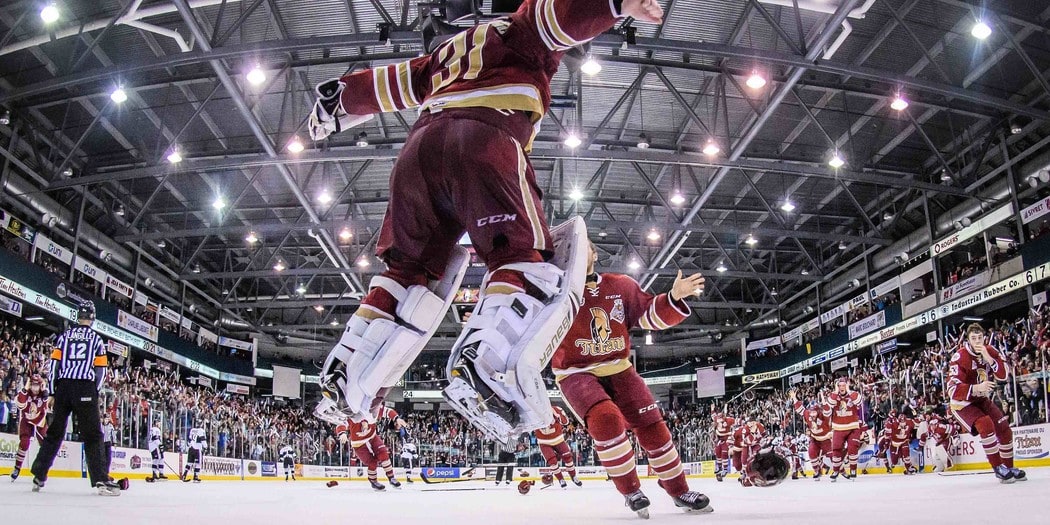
[4,423,1049,481]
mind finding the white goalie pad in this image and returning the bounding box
[443,217,588,442]
[316,246,469,425]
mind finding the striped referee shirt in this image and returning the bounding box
[49,324,108,391]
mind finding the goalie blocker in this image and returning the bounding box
[444,217,587,442]
[315,246,470,424]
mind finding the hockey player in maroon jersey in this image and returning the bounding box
[730,424,746,475]
[736,418,767,486]
[823,377,864,481]
[790,389,832,481]
[552,242,711,517]
[10,374,49,481]
[887,407,917,474]
[336,406,405,491]
[920,412,958,472]
[309,0,666,446]
[947,323,1024,482]
[533,405,581,488]
[712,412,736,481]
[876,418,894,473]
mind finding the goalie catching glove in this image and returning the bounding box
[308,78,374,141]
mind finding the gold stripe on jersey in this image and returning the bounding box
[373,66,397,113]
[553,359,633,380]
[421,84,545,118]
[465,27,487,80]
[540,0,584,50]
[395,62,420,108]
[604,460,636,477]
[515,141,547,251]
[536,435,566,446]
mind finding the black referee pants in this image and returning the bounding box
[31,379,107,485]
[495,450,516,482]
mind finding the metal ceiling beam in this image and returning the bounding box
[51,148,967,196]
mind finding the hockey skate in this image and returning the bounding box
[715,469,724,482]
[1010,468,1027,481]
[995,465,1015,484]
[406,477,414,484]
[370,480,387,491]
[193,475,201,483]
[812,471,821,481]
[388,477,402,488]
[673,491,714,514]
[624,490,651,519]
[96,480,122,497]
[571,475,582,487]
[9,468,19,481]
[559,479,567,488]
[31,477,44,492]
[829,470,840,482]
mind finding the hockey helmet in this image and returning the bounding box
[517,480,534,495]
[77,301,96,323]
[541,473,554,486]
[748,451,790,487]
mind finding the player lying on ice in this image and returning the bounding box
[309,0,666,444]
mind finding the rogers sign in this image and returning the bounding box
[931,233,961,255]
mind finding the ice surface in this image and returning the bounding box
[4,469,1046,524]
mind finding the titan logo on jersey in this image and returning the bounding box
[574,307,626,357]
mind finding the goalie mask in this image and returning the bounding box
[748,451,789,488]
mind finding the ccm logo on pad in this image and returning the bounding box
[638,403,658,414]
[477,214,517,226]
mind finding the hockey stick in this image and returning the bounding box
[937,470,993,477]
[421,487,487,492]
[419,467,479,484]
[165,461,184,480]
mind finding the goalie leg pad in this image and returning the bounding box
[316,247,469,424]
[443,217,588,441]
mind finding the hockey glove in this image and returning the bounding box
[308,79,374,141]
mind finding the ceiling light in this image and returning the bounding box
[246,65,266,85]
[61,167,73,177]
[192,263,202,274]
[569,188,583,201]
[780,200,796,213]
[746,70,767,90]
[716,262,727,273]
[110,87,128,104]
[166,149,182,164]
[212,196,226,210]
[157,240,166,249]
[330,319,340,326]
[295,283,307,295]
[702,139,721,156]
[313,305,325,313]
[287,136,305,153]
[356,257,371,268]
[580,55,602,76]
[317,188,332,205]
[245,231,259,244]
[745,234,757,246]
[628,259,641,270]
[339,227,353,241]
[636,133,650,149]
[644,332,653,346]
[598,229,607,238]
[273,260,286,272]
[940,170,952,183]
[890,93,908,111]
[564,132,582,149]
[971,20,992,40]
[828,151,845,168]
[355,132,369,147]
[114,203,125,217]
[800,268,809,276]
[669,190,686,206]
[839,241,848,250]
[647,228,661,241]
[40,4,59,24]
[883,211,894,222]
[1010,122,1023,135]
[770,288,778,297]
[0,111,10,126]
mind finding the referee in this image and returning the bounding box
[30,301,121,496]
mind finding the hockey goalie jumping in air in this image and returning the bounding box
[308,0,666,443]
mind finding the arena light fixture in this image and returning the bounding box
[702,139,721,156]
[330,319,340,326]
[1010,122,1023,135]
[245,231,259,244]
[40,4,59,24]
[716,262,727,273]
[273,260,286,272]
[647,228,661,241]
[883,211,894,222]
[745,234,758,246]
[246,65,266,85]
[61,167,73,178]
[746,70,767,90]
[628,259,641,270]
[569,187,583,201]
[644,332,653,346]
[636,133,650,149]
[940,170,952,183]
[192,263,202,274]
[838,241,848,250]
[166,148,183,164]
[580,55,602,76]
[110,87,128,104]
[597,229,607,238]
[564,132,582,149]
[0,111,9,126]
[890,93,908,111]
[316,188,333,205]
[156,240,166,249]
[339,227,353,241]
[828,151,845,168]
[669,190,686,206]
[770,288,778,297]
[287,136,305,153]
[212,196,226,210]
[313,305,325,313]
[800,268,809,276]
[780,200,796,213]
[296,282,307,295]
[971,20,992,40]
[357,257,371,268]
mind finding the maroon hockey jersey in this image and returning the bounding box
[714,415,736,442]
[793,400,832,441]
[822,390,862,432]
[336,407,399,447]
[947,343,1008,411]
[337,0,622,149]
[551,273,691,379]
[16,389,48,427]
[534,406,570,446]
